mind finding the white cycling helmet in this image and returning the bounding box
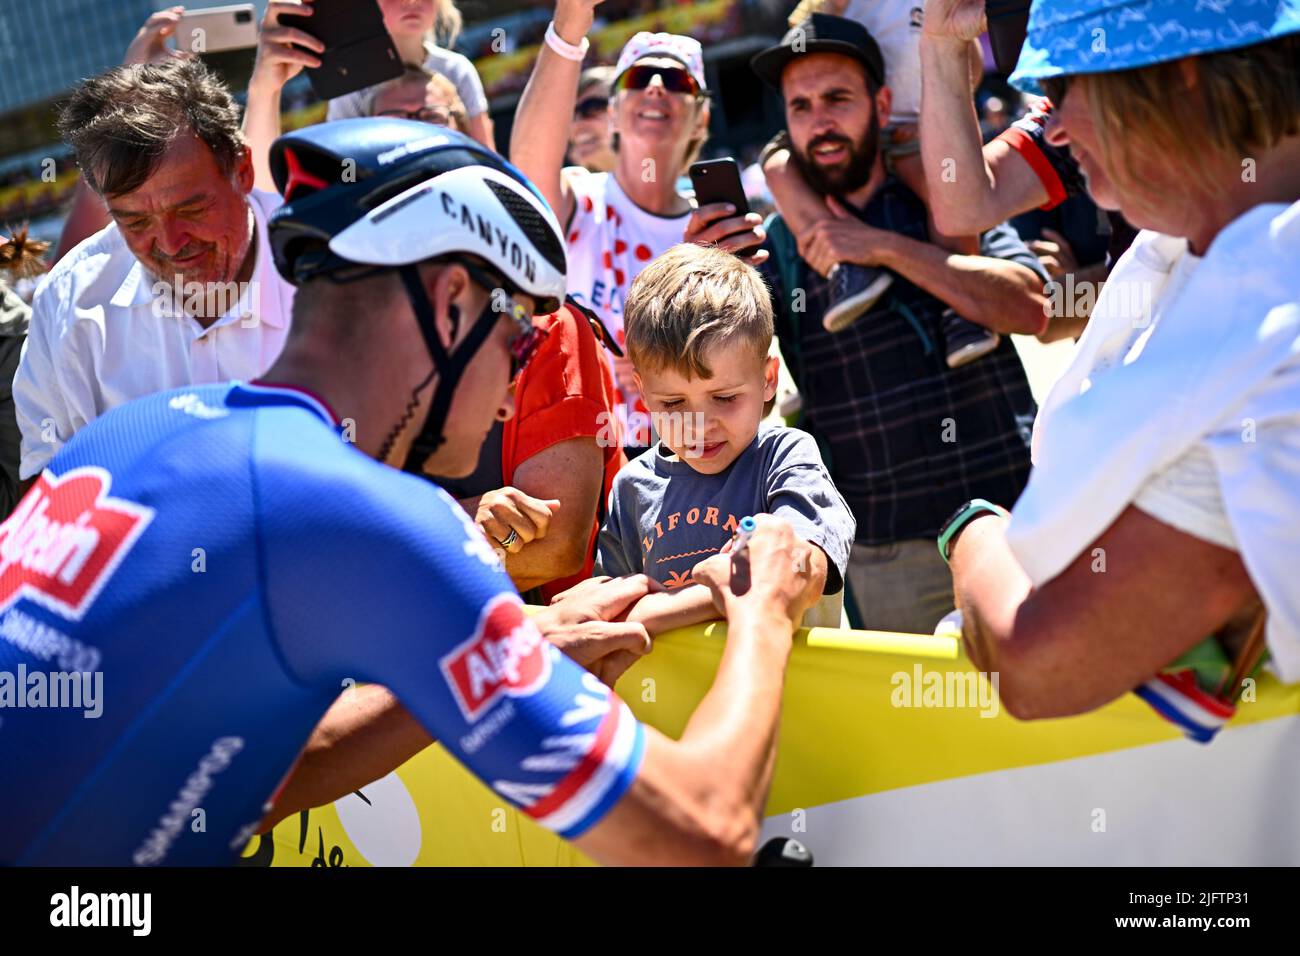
[268,119,569,467]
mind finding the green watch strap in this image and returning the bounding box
[937,498,1009,564]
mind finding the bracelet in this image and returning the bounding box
[936,498,1009,564]
[545,21,589,62]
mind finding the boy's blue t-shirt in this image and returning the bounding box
[596,422,855,594]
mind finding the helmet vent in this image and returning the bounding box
[484,179,566,275]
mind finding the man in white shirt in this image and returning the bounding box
[14,57,295,485]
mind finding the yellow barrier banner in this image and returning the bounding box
[242,618,1300,866]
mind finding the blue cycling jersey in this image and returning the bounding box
[0,381,644,865]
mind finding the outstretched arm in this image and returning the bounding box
[920,0,1050,234]
[509,0,604,227]
[949,506,1257,719]
[242,0,324,193]
[575,517,819,866]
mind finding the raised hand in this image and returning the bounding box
[922,0,988,42]
[123,6,187,65]
[248,0,325,96]
[554,0,607,45]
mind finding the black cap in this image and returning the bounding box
[750,13,886,91]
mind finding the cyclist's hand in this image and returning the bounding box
[543,573,657,625]
[692,515,817,628]
[543,619,651,687]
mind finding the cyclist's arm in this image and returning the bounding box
[260,683,430,832]
[573,518,816,865]
[575,591,792,865]
[265,466,811,865]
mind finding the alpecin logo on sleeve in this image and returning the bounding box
[440,594,552,722]
[0,467,155,620]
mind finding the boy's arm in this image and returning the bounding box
[625,539,830,636]
[593,483,637,578]
[624,584,720,636]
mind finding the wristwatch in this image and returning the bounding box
[937,499,1009,564]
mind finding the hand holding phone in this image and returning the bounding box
[686,159,767,261]
[280,0,402,100]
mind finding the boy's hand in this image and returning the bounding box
[692,515,818,628]
[248,0,324,95]
[685,203,770,267]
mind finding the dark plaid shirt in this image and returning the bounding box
[760,176,1043,545]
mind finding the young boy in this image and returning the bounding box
[597,244,856,631]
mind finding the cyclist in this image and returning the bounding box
[0,121,819,867]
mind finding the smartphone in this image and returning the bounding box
[689,159,760,257]
[174,4,258,55]
[281,0,403,101]
[985,0,1032,76]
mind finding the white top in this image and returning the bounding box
[14,189,294,479]
[1007,202,1300,682]
[844,0,923,125]
[1040,247,1237,549]
[563,168,692,445]
[326,42,490,121]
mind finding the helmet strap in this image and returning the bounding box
[394,263,499,474]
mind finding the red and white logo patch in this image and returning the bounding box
[440,594,552,722]
[0,467,154,620]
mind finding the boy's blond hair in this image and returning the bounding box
[624,244,773,379]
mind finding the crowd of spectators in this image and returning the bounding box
[1,0,1297,776]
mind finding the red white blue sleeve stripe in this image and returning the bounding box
[495,676,646,839]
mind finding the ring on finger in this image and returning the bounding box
[498,528,520,549]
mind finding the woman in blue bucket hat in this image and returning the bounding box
[939,0,1300,742]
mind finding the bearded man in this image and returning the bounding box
[739,15,1050,632]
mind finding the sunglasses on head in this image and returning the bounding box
[615,64,701,97]
[574,96,610,119]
